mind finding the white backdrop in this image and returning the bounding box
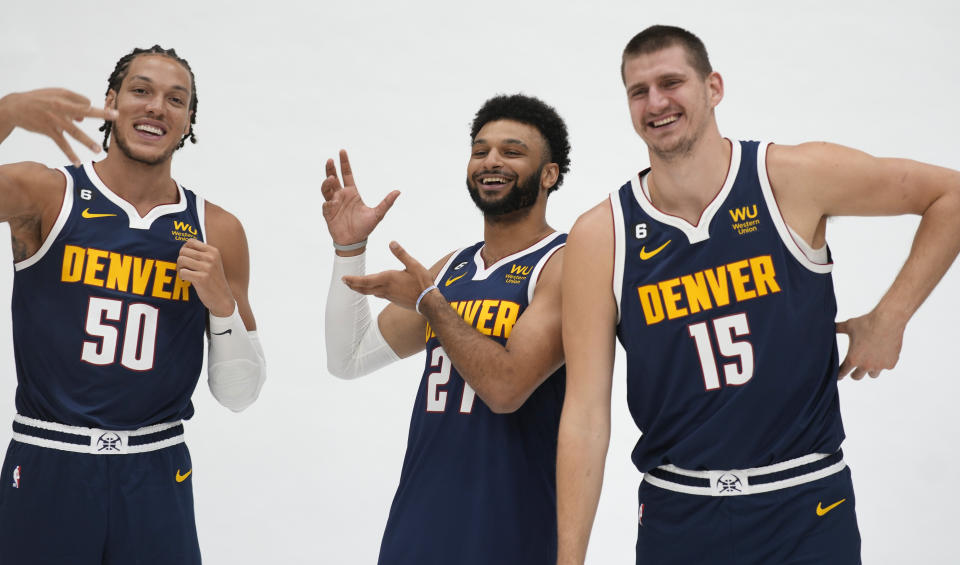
[1,1,958,563]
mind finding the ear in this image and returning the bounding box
[105,89,117,111]
[540,163,560,191]
[707,71,724,108]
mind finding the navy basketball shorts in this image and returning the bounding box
[0,417,201,564]
[636,458,861,564]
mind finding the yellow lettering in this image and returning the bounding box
[637,285,665,325]
[131,258,155,296]
[728,259,756,301]
[658,278,688,320]
[61,245,85,282]
[492,301,520,338]
[82,248,109,287]
[510,264,531,275]
[680,272,713,315]
[105,252,132,292]
[475,299,499,335]
[704,266,730,307]
[462,301,483,325]
[750,255,780,296]
[151,261,175,299]
[171,274,191,301]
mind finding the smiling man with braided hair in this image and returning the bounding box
[0,46,264,563]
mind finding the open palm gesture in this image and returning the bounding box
[321,149,400,247]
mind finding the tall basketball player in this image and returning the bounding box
[324,95,570,564]
[556,25,960,564]
[0,46,265,563]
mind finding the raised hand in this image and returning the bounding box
[177,238,236,317]
[0,88,118,166]
[343,241,433,310]
[321,149,400,251]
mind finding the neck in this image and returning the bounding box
[94,149,178,216]
[646,127,730,225]
[480,195,553,266]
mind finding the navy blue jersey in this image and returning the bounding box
[10,163,207,429]
[612,141,845,472]
[378,232,566,565]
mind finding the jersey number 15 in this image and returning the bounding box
[687,312,754,390]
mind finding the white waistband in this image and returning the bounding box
[12,414,184,455]
[644,452,846,496]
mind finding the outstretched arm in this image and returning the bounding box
[768,143,960,379]
[322,150,427,378]
[343,240,565,414]
[556,203,617,565]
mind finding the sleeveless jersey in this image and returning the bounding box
[612,140,845,473]
[11,163,208,429]
[378,232,566,565]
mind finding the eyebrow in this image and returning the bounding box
[472,138,529,148]
[129,75,190,93]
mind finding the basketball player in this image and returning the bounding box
[556,26,960,564]
[323,94,570,564]
[0,46,265,563]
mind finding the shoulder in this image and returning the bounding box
[203,200,246,245]
[0,161,66,194]
[569,200,614,243]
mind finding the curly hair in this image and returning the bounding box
[98,45,198,152]
[470,94,571,193]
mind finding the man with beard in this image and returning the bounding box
[323,94,570,564]
[556,25,960,564]
[0,46,264,564]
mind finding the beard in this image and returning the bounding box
[111,125,177,166]
[467,165,543,222]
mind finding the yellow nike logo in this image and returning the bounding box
[81,208,117,219]
[816,498,846,516]
[445,273,466,286]
[639,239,671,260]
[175,469,192,483]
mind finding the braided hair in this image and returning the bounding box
[98,45,198,152]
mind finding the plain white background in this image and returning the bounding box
[1,1,958,563]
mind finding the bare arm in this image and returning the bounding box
[769,142,960,379]
[556,203,617,565]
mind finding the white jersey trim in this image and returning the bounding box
[84,162,188,230]
[609,193,626,324]
[434,247,468,286]
[14,168,74,272]
[471,231,564,281]
[12,414,184,455]
[196,195,206,243]
[527,241,565,304]
[630,139,741,245]
[756,142,833,274]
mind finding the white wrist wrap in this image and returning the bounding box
[208,306,266,412]
[325,252,400,379]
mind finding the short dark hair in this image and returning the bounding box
[621,25,712,82]
[470,94,571,193]
[99,45,198,152]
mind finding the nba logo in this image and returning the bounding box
[11,465,20,488]
[638,503,644,526]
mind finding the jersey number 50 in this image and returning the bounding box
[687,312,754,390]
[81,297,159,371]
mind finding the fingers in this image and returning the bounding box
[82,106,118,121]
[374,190,401,219]
[339,149,355,188]
[50,131,81,167]
[63,121,100,154]
[341,274,384,297]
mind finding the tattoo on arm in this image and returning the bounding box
[9,216,41,262]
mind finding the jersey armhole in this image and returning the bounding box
[15,168,73,272]
[756,142,833,274]
[609,192,625,323]
[527,242,565,303]
[197,194,207,244]
[433,248,466,286]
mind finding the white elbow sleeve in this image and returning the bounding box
[325,252,400,379]
[207,307,266,412]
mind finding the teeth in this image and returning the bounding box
[134,124,164,135]
[482,177,509,185]
[652,115,679,127]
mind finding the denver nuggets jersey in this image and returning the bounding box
[378,232,566,565]
[11,163,207,429]
[613,140,845,473]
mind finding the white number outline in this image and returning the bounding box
[687,312,754,391]
[425,346,477,414]
[81,297,159,371]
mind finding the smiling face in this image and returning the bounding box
[105,54,193,166]
[623,44,723,160]
[466,119,557,220]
